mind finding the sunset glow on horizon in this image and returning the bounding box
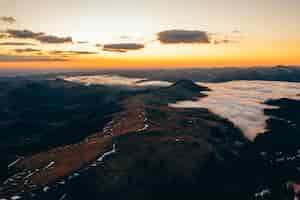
[0,0,299,70]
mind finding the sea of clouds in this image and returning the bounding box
[171,81,300,140]
[63,75,300,140]
[62,75,172,88]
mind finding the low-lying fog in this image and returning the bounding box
[62,75,172,88]
[63,75,300,140]
[171,81,300,140]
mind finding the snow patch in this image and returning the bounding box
[97,144,117,162]
[43,161,55,170]
[8,158,21,169]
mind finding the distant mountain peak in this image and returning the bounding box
[170,79,210,92]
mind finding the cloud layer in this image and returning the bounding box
[14,48,41,53]
[0,54,67,62]
[49,50,97,55]
[102,43,145,52]
[0,15,240,58]
[0,42,36,46]
[63,75,172,88]
[5,29,73,44]
[213,39,237,45]
[157,29,210,44]
[170,81,300,140]
[64,76,300,141]
[0,16,16,24]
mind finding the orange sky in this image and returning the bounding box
[0,0,299,70]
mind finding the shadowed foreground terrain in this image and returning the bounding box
[0,78,300,200]
[0,78,132,182]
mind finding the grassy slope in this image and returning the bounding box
[0,78,133,181]
[58,80,248,200]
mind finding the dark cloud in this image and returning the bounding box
[212,31,242,44]
[14,48,41,53]
[119,36,131,39]
[6,29,43,39]
[102,43,145,53]
[77,41,89,44]
[103,48,127,53]
[5,29,73,44]
[36,35,72,44]
[12,49,96,57]
[157,29,210,44]
[0,16,16,24]
[0,54,68,62]
[214,39,237,45]
[232,30,241,34]
[49,50,98,55]
[0,42,36,46]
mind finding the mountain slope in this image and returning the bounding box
[1,79,248,200]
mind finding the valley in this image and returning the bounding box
[0,77,300,200]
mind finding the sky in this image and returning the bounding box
[0,0,299,70]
